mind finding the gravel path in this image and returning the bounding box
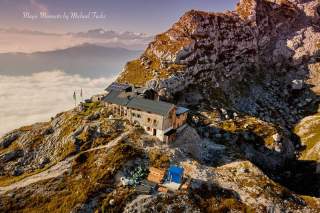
[0,130,131,195]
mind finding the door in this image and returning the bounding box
[153,129,157,136]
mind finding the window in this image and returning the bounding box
[147,127,151,131]
[132,113,136,117]
[153,119,157,125]
[137,114,141,118]
[148,118,151,122]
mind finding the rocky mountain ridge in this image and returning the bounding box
[0,0,320,212]
[118,0,320,128]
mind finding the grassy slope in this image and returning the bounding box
[294,113,320,161]
[0,102,126,187]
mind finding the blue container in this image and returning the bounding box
[167,166,184,183]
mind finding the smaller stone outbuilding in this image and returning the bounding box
[105,82,132,93]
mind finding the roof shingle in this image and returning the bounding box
[127,97,174,116]
[105,82,132,92]
[103,91,174,116]
[103,90,131,106]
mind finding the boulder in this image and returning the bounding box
[272,133,282,143]
[109,199,115,206]
[1,150,23,163]
[43,127,54,135]
[0,132,20,149]
[39,157,50,168]
[86,112,100,121]
[72,126,84,137]
[12,168,23,176]
[291,79,304,90]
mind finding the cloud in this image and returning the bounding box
[71,28,153,41]
[30,0,48,13]
[0,28,59,36]
[0,31,76,53]
[0,28,152,53]
[0,70,115,136]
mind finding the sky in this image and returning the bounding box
[0,0,238,35]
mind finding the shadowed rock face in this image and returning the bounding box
[117,0,320,128]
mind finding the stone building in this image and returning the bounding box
[103,90,188,143]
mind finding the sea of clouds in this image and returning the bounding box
[0,70,115,136]
[0,28,152,53]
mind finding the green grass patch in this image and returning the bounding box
[153,33,191,55]
[0,164,52,187]
[0,142,143,212]
[148,149,170,169]
[294,114,320,161]
[117,59,153,86]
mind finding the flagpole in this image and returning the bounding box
[73,91,77,107]
[80,88,83,102]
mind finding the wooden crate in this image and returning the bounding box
[147,167,166,184]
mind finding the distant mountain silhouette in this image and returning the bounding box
[0,43,142,78]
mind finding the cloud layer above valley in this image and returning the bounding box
[0,28,153,53]
[0,70,114,136]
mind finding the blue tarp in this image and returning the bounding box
[167,166,184,183]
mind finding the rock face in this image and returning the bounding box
[0,132,20,149]
[117,0,320,128]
